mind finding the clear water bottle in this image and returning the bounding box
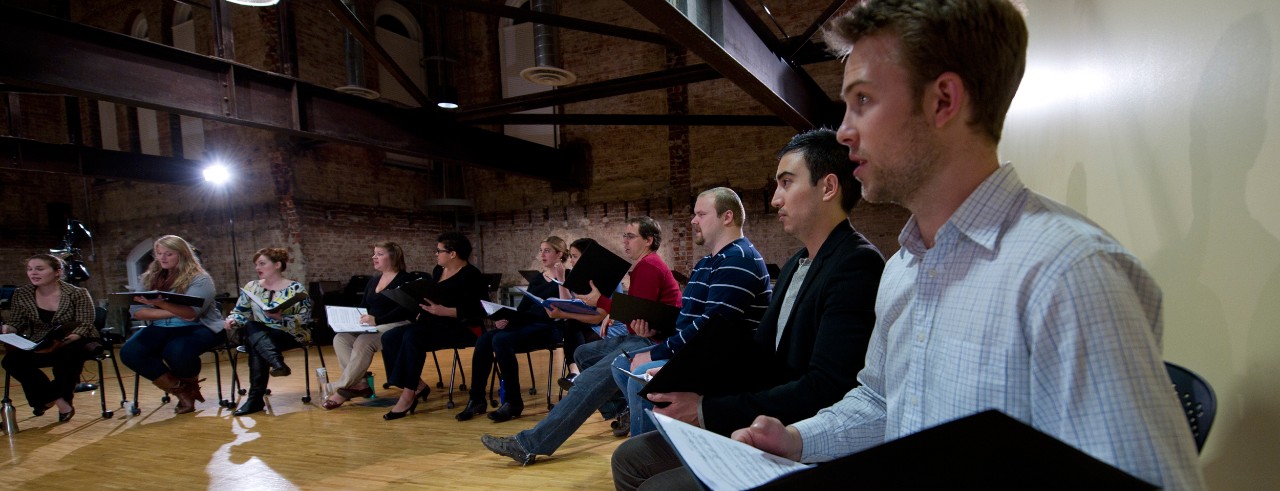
[498,379,506,404]
[1,400,17,435]
[315,367,330,398]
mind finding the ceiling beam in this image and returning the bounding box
[0,136,206,184]
[0,6,579,187]
[622,0,840,130]
[415,0,678,46]
[467,113,787,126]
[786,0,850,61]
[455,64,723,122]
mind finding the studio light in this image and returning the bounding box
[203,163,232,185]
[225,0,280,6]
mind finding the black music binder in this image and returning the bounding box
[750,410,1156,490]
[609,292,682,338]
[562,242,630,297]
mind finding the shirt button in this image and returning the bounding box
[917,334,925,342]
[910,396,919,405]
[928,269,937,278]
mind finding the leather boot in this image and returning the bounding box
[152,373,200,414]
[234,354,269,416]
[247,329,291,377]
[174,377,205,414]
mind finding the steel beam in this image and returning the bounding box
[467,113,785,126]
[0,136,206,184]
[0,6,579,187]
[622,0,840,130]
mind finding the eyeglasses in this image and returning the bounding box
[435,249,451,254]
[621,233,641,241]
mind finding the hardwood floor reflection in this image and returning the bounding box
[0,346,620,490]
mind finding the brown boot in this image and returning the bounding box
[152,373,204,414]
[173,377,206,414]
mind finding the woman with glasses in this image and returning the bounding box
[323,241,417,410]
[381,232,487,420]
[456,236,568,423]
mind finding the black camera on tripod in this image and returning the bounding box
[49,219,92,284]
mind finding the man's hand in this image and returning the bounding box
[730,416,804,462]
[578,280,602,306]
[650,391,700,425]
[494,319,509,329]
[629,349,653,371]
[631,319,658,338]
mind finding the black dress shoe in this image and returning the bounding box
[269,361,292,377]
[487,401,524,422]
[455,399,487,421]
[58,407,76,422]
[233,397,266,416]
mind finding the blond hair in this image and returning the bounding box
[141,235,207,293]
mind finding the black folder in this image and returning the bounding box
[114,290,205,307]
[380,277,444,311]
[750,410,1156,490]
[563,242,630,297]
[637,317,777,400]
[608,293,681,338]
[518,270,543,284]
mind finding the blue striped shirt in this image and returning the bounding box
[792,165,1204,489]
[650,236,772,360]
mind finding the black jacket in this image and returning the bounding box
[701,220,885,435]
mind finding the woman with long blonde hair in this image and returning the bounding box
[120,235,225,414]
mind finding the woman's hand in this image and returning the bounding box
[63,333,81,343]
[550,261,567,282]
[419,300,456,318]
[264,310,285,321]
[224,318,238,330]
[546,306,564,319]
[359,314,376,326]
[1,324,13,334]
[133,295,161,307]
[494,319,509,329]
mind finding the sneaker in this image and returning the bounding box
[612,408,631,437]
[481,434,536,465]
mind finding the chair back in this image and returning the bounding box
[1164,361,1216,452]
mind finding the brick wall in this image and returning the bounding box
[0,0,910,306]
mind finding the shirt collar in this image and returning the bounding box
[898,164,1026,255]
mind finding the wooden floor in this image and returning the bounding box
[0,346,622,490]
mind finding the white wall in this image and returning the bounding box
[1003,1,1280,487]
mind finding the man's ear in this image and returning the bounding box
[926,72,966,129]
[821,173,841,202]
[720,209,735,226]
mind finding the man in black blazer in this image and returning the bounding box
[612,128,886,489]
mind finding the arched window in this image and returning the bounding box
[374,1,425,107]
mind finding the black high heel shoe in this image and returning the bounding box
[58,407,75,422]
[383,397,419,420]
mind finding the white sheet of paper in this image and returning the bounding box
[650,411,812,491]
[326,305,372,333]
[0,333,37,351]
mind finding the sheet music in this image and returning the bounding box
[614,365,653,385]
[650,411,812,490]
[0,333,37,351]
[326,306,372,332]
[481,300,514,316]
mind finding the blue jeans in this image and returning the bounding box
[120,324,222,380]
[514,335,652,455]
[611,346,665,436]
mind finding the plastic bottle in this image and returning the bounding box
[2,400,17,435]
[498,379,506,404]
[315,367,330,398]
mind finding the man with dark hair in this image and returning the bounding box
[482,191,772,466]
[731,1,1204,489]
[612,129,885,489]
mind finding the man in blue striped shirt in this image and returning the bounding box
[482,187,771,465]
[613,187,774,436]
[731,1,1205,489]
